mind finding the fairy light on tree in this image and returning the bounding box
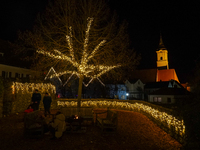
[16,0,140,114]
[37,17,121,111]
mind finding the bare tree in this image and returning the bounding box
[16,0,140,112]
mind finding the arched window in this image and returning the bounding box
[160,57,163,60]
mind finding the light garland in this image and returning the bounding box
[44,67,62,84]
[37,17,120,87]
[46,67,105,87]
[57,100,185,139]
[12,82,56,94]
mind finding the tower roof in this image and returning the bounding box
[158,34,166,50]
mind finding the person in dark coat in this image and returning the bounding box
[43,92,52,117]
[31,89,42,110]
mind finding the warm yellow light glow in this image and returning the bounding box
[57,100,185,138]
[37,17,120,86]
[12,82,56,94]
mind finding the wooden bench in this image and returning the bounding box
[95,108,118,132]
[60,107,94,125]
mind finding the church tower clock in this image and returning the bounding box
[156,35,169,70]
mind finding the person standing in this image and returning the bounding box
[31,89,41,110]
[43,92,52,117]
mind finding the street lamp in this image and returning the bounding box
[126,93,129,100]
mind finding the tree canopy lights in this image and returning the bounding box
[37,17,120,87]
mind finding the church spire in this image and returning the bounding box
[158,33,166,49]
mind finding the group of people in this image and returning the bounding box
[27,89,52,117]
[24,89,66,140]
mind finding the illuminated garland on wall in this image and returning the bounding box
[57,100,185,139]
[12,82,56,94]
[37,17,120,87]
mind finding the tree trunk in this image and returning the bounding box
[77,75,83,115]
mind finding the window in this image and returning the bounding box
[153,97,157,102]
[153,97,162,102]
[160,57,163,60]
[167,98,171,103]
[15,73,19,78]
[9,72,12,78]
[121,87,125,91]
[2,71,6,77]
[121,95,125,99]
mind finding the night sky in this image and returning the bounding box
[0,0,199,83]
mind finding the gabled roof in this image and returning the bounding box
[131,68,180,84]
[157,69,179,83]
[149,87,190,95]
[132,69,157,83]
[128,79,142,84]
[145,80,183,89]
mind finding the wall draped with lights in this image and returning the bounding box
[1,81,57,116]
[57,99,186,144]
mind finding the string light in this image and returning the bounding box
[57,100,186,139]
[12,82,56,94]
[45,67,62,84]
[83,78,93,87]
[37,17,120,87]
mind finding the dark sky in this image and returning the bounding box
[0,0,199,83]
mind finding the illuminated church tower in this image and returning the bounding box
[156,35,169,70]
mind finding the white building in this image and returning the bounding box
[125,79,144,100]
[148,87,190,104]
[0,64,36,78]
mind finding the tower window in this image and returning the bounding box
[160,57,163,60]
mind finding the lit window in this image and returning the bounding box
[158,97,162,102]
[153,97,162,102]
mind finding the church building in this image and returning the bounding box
[132,35,179,83]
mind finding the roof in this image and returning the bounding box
[145,80,183,89]
[128,79,141,84]
[132,69,157,83]
[149,87,190,95]
[158,35,167,50]
[145,81,170,88]
[157,69,179,83]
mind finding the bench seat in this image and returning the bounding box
[95,109,118,132]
